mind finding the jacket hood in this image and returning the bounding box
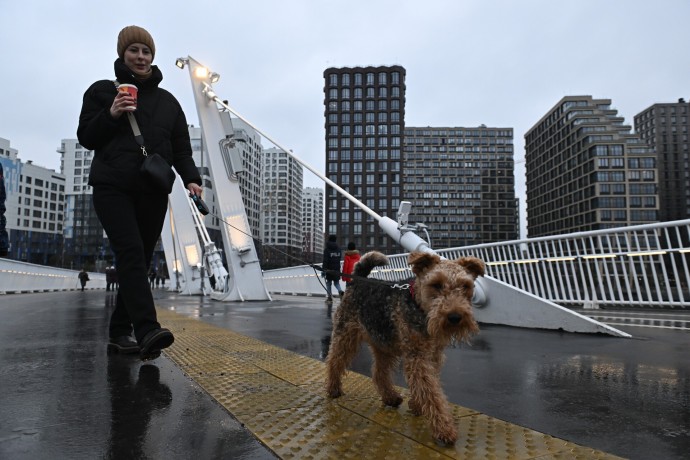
[345,250,360,256]
[325,240,340,250]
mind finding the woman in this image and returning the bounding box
[78,25,202,360]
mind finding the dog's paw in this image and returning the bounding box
[433,425,458,446]
[384,396,403,407]
[408,400,422,416]
[326,388,343,399]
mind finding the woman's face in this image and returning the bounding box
[123,43,153,76]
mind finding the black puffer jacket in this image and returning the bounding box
[322,240,342,281]
[77,59,201,193]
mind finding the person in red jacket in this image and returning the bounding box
[342,242,361,288]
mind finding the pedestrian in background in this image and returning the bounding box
[322,235,344,301]
[106,266,115,291]
[156,262,168,288]
[77,25,203,359]
[342,242,361,288]
[112,266,119,290]
[149,267,157,289]
[78,269,90,291]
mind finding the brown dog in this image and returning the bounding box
[325,250,484,445]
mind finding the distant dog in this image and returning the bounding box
[325,251,484,445]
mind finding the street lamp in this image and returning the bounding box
[175,56,220,83]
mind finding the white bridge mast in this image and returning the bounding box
[165,56,270,301]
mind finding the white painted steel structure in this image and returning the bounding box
[170,56,270,301]
[161,175,226,295]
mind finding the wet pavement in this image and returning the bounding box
[0,291,275,460]
[1,289,689,459]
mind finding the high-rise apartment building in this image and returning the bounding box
[58,138,105,269]
[323,65,406,254]
[525,96,658,237]
[2,137,65,265]
[260,147,303,268]
[223,116,264,240]
[302,186,324,263]
[634,98,690,222]
[403,127,518,246]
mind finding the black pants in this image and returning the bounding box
[93,186,168,343]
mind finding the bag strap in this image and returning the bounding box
[113,80,148,157]
[126,113,147,156]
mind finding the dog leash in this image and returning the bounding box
[193,206,408,292]
[196,206,420,303]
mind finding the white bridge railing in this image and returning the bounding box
[264,219,690,309]
[2,220,688,310]
[0,259,106,293]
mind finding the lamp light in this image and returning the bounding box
[184,244,200,266]
[194,66,209,79]
[175,58,188,69]
[210,72,220,83]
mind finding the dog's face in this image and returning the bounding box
[408,252,484,343]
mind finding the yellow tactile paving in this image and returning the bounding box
[157,309,625,460]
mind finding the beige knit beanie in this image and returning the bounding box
[117,26,156,61]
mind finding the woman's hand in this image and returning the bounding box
[187,183,203,197]
[109,92,136,118]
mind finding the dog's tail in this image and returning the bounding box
[353,251,388,278]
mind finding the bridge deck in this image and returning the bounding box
[2,289,689,459]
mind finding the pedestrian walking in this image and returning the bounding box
[156,262,168,288]
[106,266,115,291]
[78,269,90,291]
[149,267,157,289]
[342,242,361,288]
[77,25,203,359]
[322,235,344,300]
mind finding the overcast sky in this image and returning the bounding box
[2,0,689,226]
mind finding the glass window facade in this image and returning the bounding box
[526,96,659,236]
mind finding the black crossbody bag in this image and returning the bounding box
[126,112,176,194]
[114,80,176,194]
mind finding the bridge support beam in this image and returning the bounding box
[473,276,631,337]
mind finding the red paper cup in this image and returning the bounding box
[117,84,138,108]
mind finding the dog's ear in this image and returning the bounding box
[456,257,485,279]
[408,251,440,276]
